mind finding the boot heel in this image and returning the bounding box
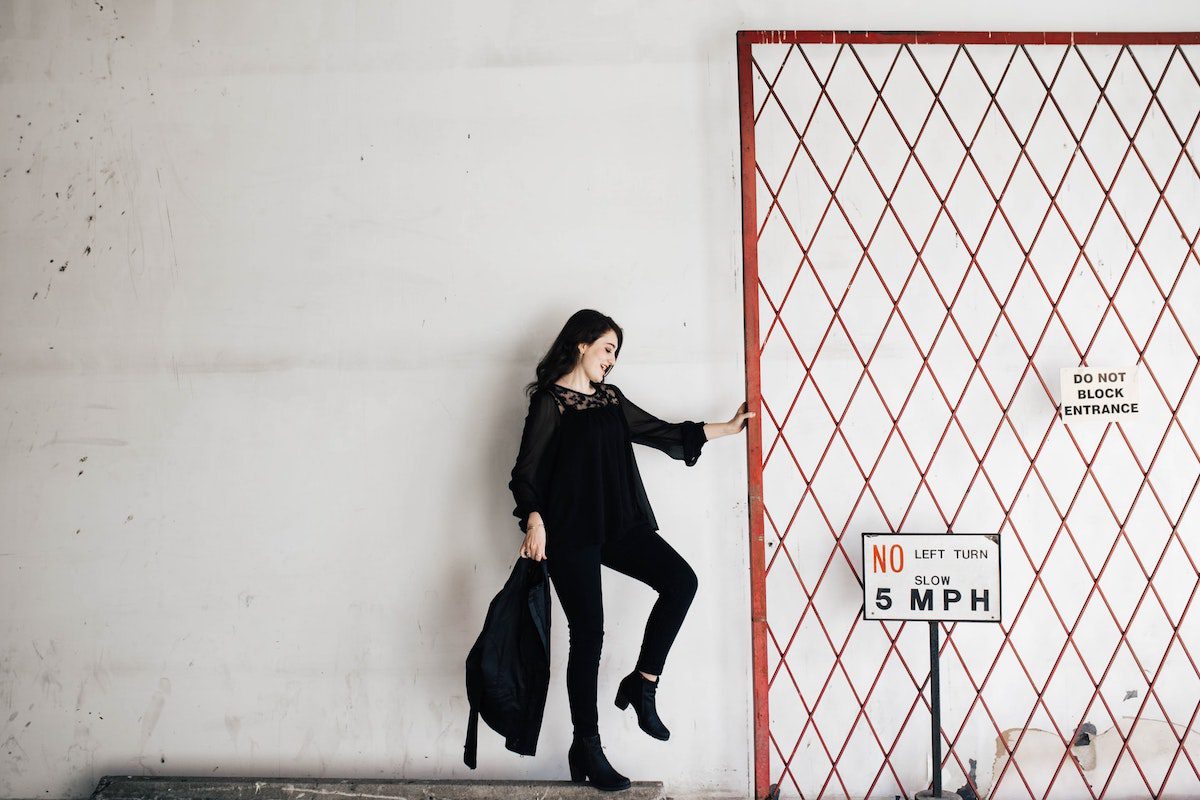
[568,743,587,782]
[570,733,630,791]
[614,685,630,710]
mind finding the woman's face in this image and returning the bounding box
[579,330,619,383]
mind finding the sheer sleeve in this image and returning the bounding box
[508,389,561,533]
[611,384,707,467]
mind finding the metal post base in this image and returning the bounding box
[914,791,960,799]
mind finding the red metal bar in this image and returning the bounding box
[739,30,1200,46]
[737,30,772,800]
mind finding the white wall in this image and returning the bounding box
[0,2,1195,798]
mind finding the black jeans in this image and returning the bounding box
[546,529,699,737]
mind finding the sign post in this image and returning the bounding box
[862,533,1003,800]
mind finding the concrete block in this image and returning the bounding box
[90,777,667,800]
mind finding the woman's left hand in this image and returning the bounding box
[726,401,755,435]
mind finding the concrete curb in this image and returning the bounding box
[89,777,668,800]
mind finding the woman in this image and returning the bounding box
[508,309,753,791]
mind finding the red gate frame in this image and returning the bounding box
[737,29,1200,800]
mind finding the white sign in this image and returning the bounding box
[1060,366,1139,422]
[861,533,1001,622]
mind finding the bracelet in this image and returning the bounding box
[528,521,544,530]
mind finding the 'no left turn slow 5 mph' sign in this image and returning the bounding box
[861,533,1002,623]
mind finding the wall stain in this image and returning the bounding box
[138,677,171,745]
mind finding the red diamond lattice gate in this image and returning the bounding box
[738,30,1200,800]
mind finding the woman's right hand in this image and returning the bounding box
[520,518,547,561]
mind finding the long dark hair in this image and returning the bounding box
[523,309,624,398]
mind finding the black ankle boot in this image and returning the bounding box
[567,732,631,791]
[614,670,670,740]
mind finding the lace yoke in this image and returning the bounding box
[547,383,619,413]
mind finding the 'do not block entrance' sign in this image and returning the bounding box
[1059,366,1140,422]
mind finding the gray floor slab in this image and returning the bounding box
[89,777,668,800]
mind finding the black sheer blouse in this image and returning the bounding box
[508,382,707,556]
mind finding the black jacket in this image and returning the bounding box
[463,556,551,768]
